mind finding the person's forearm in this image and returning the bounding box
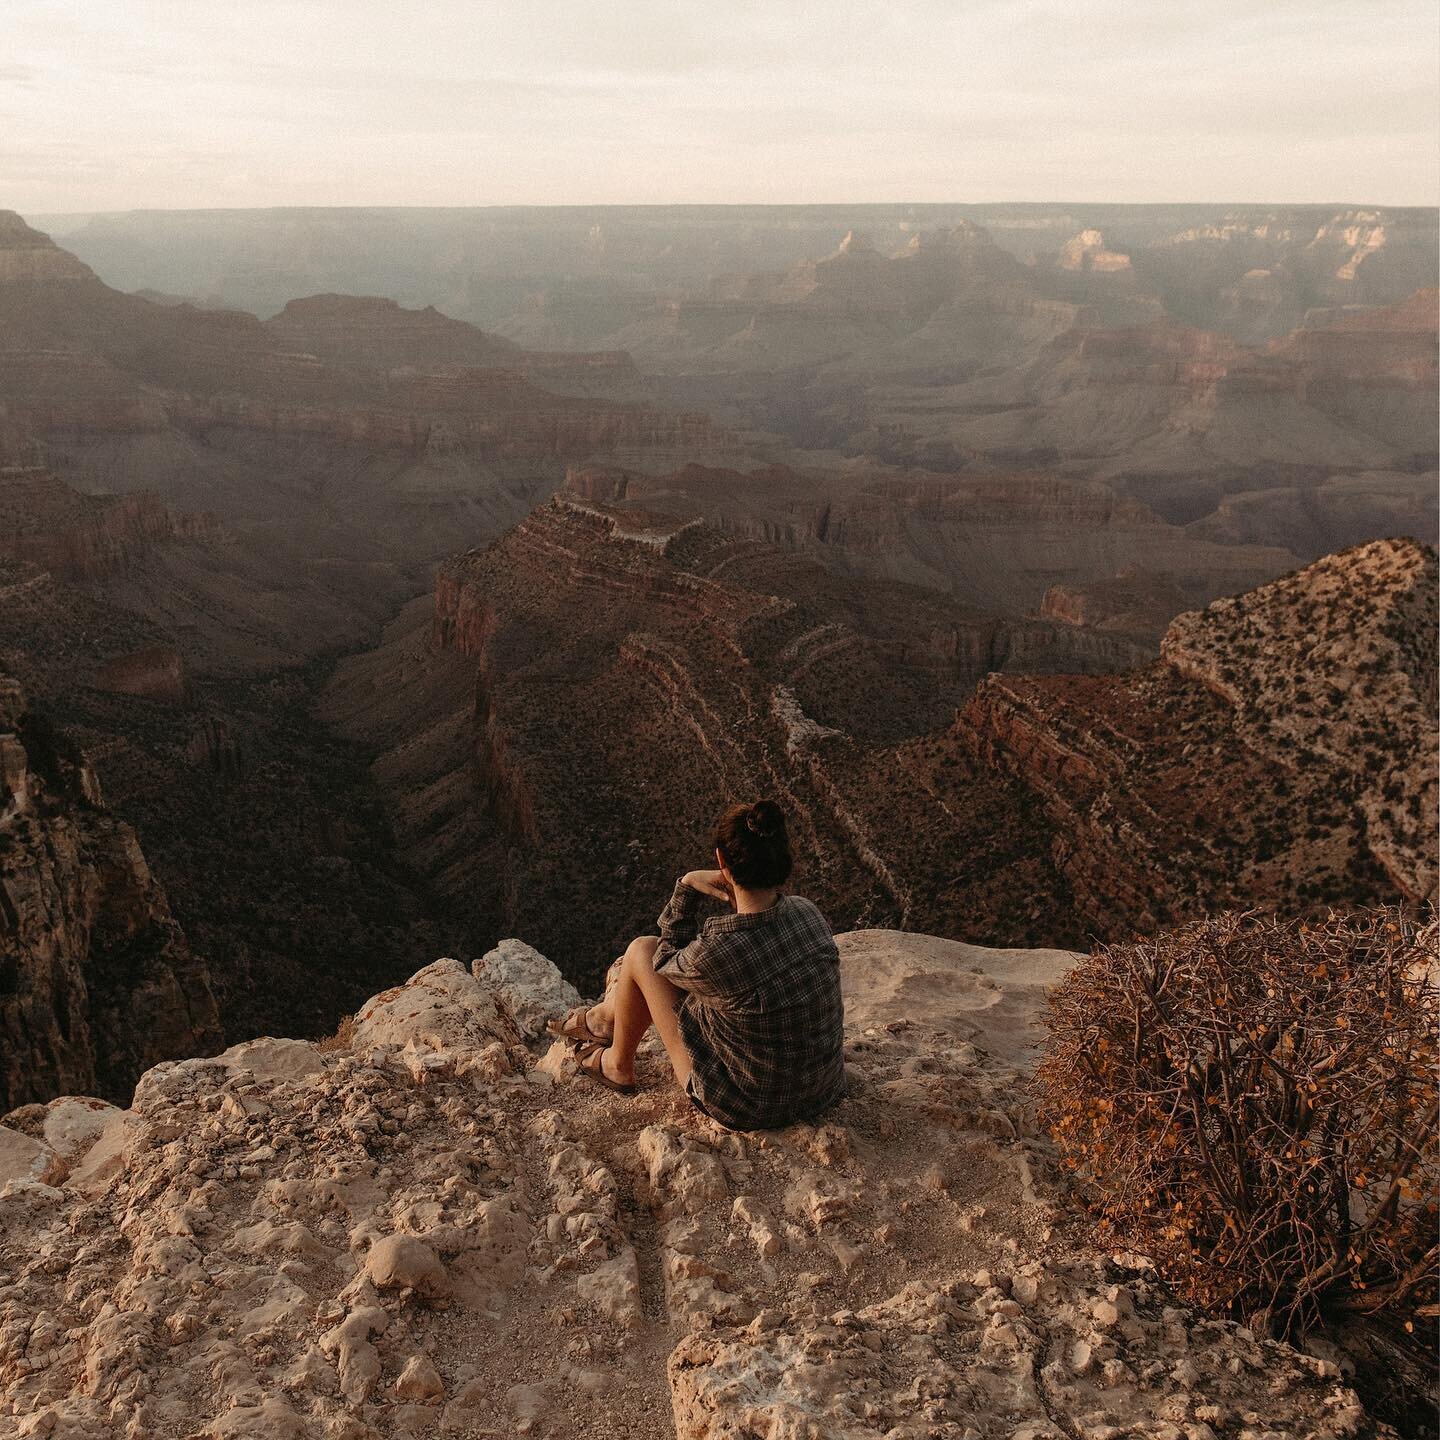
[658,877,701,949]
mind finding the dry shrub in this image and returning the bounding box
[315,1013,356,1054]
[1037,908,1438,1335]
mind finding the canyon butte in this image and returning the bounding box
[0,205,1435,1437]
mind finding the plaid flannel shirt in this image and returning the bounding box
[652,878,845,1131]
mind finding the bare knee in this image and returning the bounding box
[623,934,660,976]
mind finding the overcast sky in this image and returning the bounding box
[4,0,1437,212]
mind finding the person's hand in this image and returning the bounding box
[682,869,731,902]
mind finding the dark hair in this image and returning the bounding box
[714,798,792,889]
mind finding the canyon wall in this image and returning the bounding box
[0,465,214,581]
[945,538,1438,938]
[0,213,729,566]
[331,500,1435,976]
[335,493,1150,980]
[0,676,221,1109]
[561,461,1297,613]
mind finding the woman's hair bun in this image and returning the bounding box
[714,798,792,888]
[745,799,784,838]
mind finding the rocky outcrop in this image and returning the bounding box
[0,935,1388,1439]
[946,539,1438,936]
[1162,537,1438,902]
[0,677,221,1109]
[1057,228,1133,274]
[0,465,214,581]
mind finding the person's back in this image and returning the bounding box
[658,885,845,1131]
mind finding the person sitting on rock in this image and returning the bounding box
[550,798,846,1130]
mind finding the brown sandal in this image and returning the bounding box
[574,1042,637,1095]
[547,1006,612,1045]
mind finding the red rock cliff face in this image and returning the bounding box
[0,677,221,1108]
[952,674,1189,932]
[0,466,214,581]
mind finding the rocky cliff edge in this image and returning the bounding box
[0,935,1381,1439]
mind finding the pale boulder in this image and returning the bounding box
[38,1095,121,1165]
[0,1126,63,1188]
[394,1354,445,1402]
[351,958,519,1057]
[65,1111,148,1197]
[363,1235,449,1300]
[217,1037,329,1084]
[575,1248,642,1328]
[471,938,581,1039]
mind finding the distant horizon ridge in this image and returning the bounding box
[21,197,1440,221]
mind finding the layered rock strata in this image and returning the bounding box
[0,464,214,582]
[331,509,1435,970]
[1038,570,1192,644]
[328,492,1154,979]
[561,461,1297,613]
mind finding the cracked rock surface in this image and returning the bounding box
[0,937,1386,1438]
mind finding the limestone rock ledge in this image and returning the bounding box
[0,936,1381,1439]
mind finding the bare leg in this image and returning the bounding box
[584,960,623,1040]
[593,935,691,1089]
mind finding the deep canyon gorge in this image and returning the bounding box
[0,189,1435,1440]
[1,203,1435,1108]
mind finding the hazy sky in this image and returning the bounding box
[5,0,1437,212]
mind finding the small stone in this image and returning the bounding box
[394,1354,444,1403]
[1011,1274,1040,1305]
[363,1235,449,1299]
